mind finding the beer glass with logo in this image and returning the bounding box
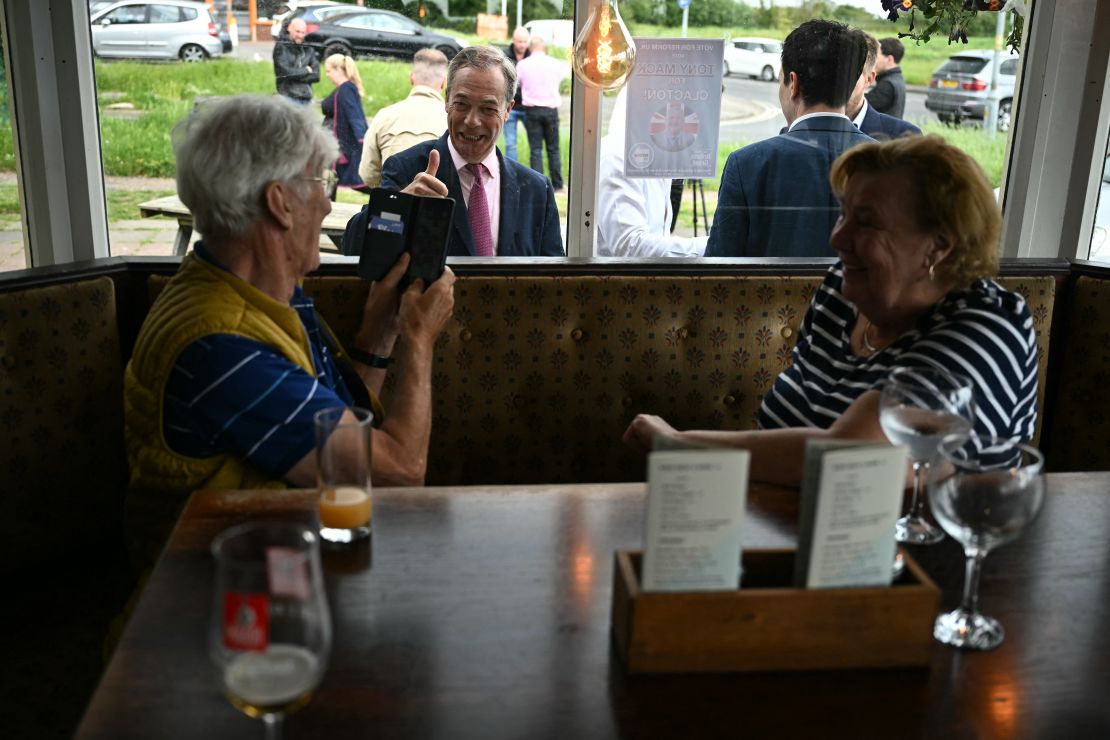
[209,521,332,739]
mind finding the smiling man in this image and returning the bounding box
[345,44,564,257]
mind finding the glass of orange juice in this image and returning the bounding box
[313,406,373,545]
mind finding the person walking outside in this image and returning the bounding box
[322,54,369,196]
[501,27,530,162]
[515,36,564,191]
[273,18,319,105]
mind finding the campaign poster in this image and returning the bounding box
[623,38,724,179]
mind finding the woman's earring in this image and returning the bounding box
[928,262,936,281]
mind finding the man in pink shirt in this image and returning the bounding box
[514,36,564,191]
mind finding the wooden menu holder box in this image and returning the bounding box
[610,548,940,674]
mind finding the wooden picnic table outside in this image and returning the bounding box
[138,195,365,256]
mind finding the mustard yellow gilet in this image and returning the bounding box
[123,254,315,566]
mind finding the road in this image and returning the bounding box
[716,75,932,145]
[594,73,930,149]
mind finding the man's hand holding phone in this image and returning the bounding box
[354,252,409,357]
[400,266,456,349]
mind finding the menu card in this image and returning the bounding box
[641,449,750,592]
[794,440,906,589]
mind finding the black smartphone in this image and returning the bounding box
[357,188,454,289]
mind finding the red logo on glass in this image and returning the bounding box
[223,592,270,651]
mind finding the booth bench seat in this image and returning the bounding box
[0,256,1101,738]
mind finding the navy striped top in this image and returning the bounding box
[758,264,1039,446]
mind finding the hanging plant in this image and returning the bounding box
[881,0,1025,52]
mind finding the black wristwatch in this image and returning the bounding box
[347,347,393,368]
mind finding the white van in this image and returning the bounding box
[524,19,574,49]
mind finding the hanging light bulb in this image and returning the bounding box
[571,0,636,91]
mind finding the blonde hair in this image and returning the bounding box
[830,135,1001,286]
[325,54,364,98]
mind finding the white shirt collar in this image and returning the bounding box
[787,111,851,131]
[851,99,869,129]
[446,137,500,182]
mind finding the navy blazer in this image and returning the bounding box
[859,104,921,139]
[706,116,875,258]
[343,134,564,258]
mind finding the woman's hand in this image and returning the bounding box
[354,252,410,355]
[622,414,678,453]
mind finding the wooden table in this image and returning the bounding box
[139,195,365,256]
[76,475,1110,739]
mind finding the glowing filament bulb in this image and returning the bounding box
[571,0,636,91]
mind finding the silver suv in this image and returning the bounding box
[91,0,224,61]
[925,49,1019,131]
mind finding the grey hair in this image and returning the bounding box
[446,45,517,110]
[172,95,339,241]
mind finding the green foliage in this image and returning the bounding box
[91,57,412,177]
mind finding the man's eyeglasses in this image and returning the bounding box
[299,169,337,194]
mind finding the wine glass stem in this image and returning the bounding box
[908,461,927,519]
[960,547,987,616]
[263,713,284,740]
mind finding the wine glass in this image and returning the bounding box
[928,434,1045,650]
[210,521,332,739]
[879,366,975,545]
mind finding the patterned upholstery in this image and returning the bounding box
[1046,276,1110,471]
[0,277,130,567]
[305,273,1057,485]
[0,276,133,740]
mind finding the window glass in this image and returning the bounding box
[611,7,1026,259]
[0,36,25,274]
[1086,138,1110,264]
[104,6,148,24]
[148,6,183,24]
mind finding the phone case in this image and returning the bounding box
[357,188,454,286]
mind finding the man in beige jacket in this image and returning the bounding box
[359,48,449,188]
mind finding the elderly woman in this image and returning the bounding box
[124,95,455,568]
[624,135,1038,486]
[322,53,369,195]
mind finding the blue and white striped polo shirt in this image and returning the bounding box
[163,251,355,478]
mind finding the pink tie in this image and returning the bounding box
[467,163,495,257]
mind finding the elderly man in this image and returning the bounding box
[501,27,531,162]
[124,95,455,567]
[850,31,921,139]
[706,19,874,258]
[273,18,319,104]
[359,48,450,188]
[346,44,564,257]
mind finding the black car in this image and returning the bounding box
[304,9,464,62]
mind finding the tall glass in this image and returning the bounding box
[928,435,1045,650]
[209,522,332,739]
[313,406,373,545]
[879,366,975,545]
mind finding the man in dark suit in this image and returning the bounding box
[343,45,564,258]
[851,32,920,139]
[706,20,874,258]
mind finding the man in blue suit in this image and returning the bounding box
[706,20,874,258]
[343,45,564,258]
[851,31,921,140]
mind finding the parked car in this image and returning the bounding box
[304,10,465,62]
[925,49,1019,132]
[90,0,223,61]
[270,1,348,38]
[722,36,781,82]
[524,18,574,49]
